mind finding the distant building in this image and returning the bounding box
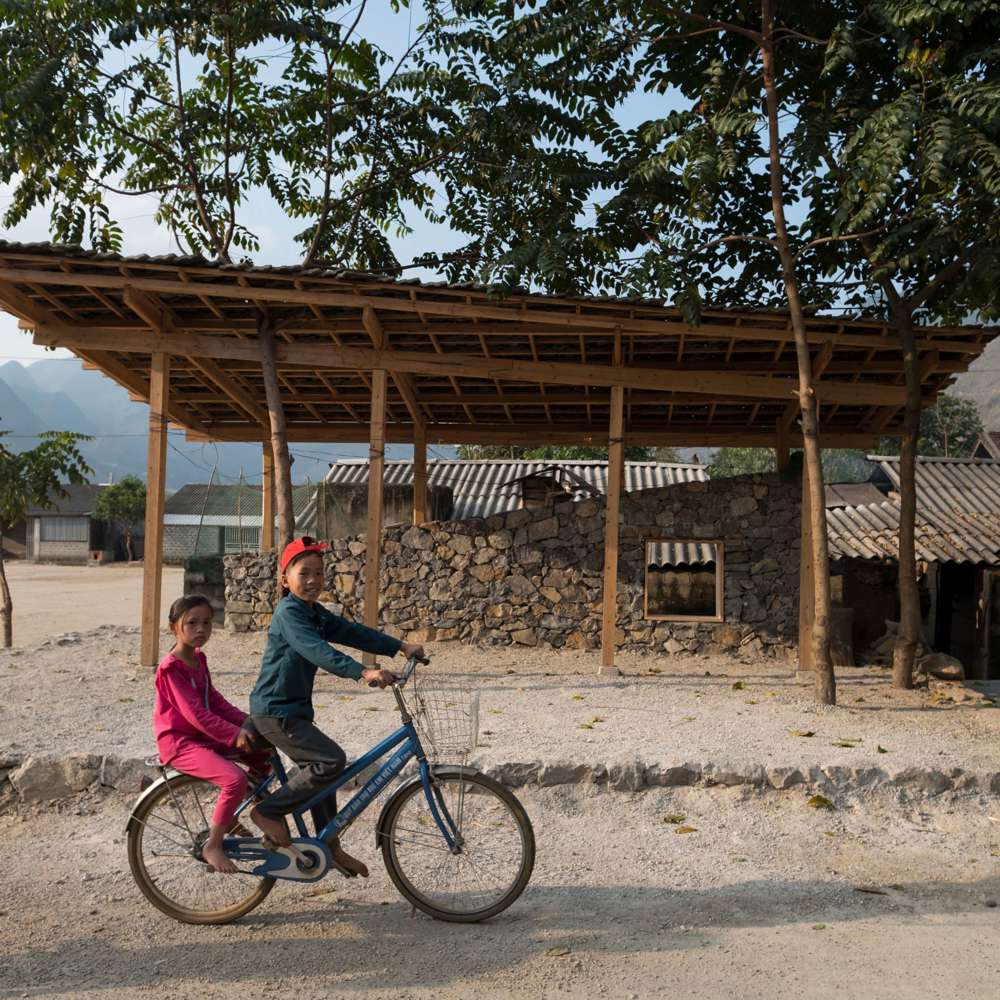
[163,483,317,562]
[827,455,1000,678]
[973,432,1000,460]
[24,483,133,563]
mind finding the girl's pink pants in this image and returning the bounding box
[169,741,271,827]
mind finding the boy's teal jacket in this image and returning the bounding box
[249,594,402,720]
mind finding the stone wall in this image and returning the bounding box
[225,473,802,657]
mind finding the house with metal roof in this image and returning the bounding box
[163,483,316,562]
[308,458,707,529]
[825,456,1000,678]
[24,483,128,563]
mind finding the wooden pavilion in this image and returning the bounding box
[0,241,994,670]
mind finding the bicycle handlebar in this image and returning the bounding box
[367,654,429,688]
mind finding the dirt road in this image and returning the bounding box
[2,563,183,647]
[2,785,998,1000]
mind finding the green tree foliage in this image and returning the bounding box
[0,429,91,647]
[707,448,776,479]
[887,395,985,458]
[0,1,457,269]
[95,474,146,561]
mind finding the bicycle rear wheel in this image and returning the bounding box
[127,772,274,925]
[379,769,534,922]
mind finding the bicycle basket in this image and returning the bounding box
[408,673,480,762]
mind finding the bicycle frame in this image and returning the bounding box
[239,715,459,853]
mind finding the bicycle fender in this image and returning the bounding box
[123,769,182,835]
[373,764,482,849]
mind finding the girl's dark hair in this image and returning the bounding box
[168,594,214,626]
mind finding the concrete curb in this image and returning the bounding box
[3,750,999,806]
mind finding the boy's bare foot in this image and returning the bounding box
[250,806,291,847]
[202,842,239,874]
[332,843,369,878]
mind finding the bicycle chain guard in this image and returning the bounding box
[222,836,332,883]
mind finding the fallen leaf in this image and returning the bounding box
[682,715,696,722]
[823,831,836,838]
[589,715,606,725]
[571,694,585,701]
[877,745,889,754]
[545,946,571,958]
[663,813,687,825]
[854,696,866,703]
[674,825,698,835]
[338,695,354,702]
[361,706,379,712]
[579,723,594,730]
[731,681,746,691]
[791,730,816,738]
[745,699,758,705]
[489,708,503,715]
[118,697,134,704]
[808,794,835,811]
[889,883,906,891]
[648,667,662,674]
[733,856,747,863]
[812,923,827,931]
[304,885,337,898]
[854,885,888,896]
[832,739,861,748]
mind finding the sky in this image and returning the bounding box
[0,1,480,366]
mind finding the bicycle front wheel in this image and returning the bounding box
[127,772,274,925]
[379,769,535,922]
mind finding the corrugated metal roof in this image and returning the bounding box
[318,459,707,521]
[648,541,718,566]
[868,455,1000,514]
[825,483,887,508]
[26,483,105,517]
[164,483,315,519]
[828,501,1000,565]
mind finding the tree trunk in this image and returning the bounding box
[760,0,835,704]
[0,549,13,648]
[258,317,295,549]
[892,305,921,688]
[125,528,134,563]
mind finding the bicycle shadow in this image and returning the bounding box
[6,874,999,996]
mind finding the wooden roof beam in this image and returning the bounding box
[186,420,887,449]
[31,326,912,408]
[0,265,984,353]
[362,305,425,427]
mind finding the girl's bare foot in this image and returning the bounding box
[202,842,238,874]
[250,806,291,847]
[332,843,369,878]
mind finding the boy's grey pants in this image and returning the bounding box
[251,715,346,835]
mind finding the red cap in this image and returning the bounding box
[279,536,328,574]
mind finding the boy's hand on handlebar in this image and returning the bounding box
[234,728,256,753]
[400,641,426,662]
[362,668,397,689]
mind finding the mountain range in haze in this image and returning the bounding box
[0,358,417,491]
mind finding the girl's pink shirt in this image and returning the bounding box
[153,649,248,764]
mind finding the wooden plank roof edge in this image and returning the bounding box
[0,241,993,342]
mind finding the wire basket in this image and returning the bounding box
[408,672,480,762]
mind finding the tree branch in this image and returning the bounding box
[646,2,763,43]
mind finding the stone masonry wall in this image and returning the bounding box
[225,474,802,657]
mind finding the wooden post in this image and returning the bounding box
[140,353,169,668]
[261,443,275,552]
[798,455,815,673]
[600,383,625,673]
[363,369,387,665]
[413,422,428,525]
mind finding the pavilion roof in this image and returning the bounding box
[0,240,994,449]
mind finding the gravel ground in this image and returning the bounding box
[1,784,999,999]
[1,562,183,649]
[2,627,999,778]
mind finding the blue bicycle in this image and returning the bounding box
[126,656,535,925]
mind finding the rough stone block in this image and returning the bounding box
[528,517,559,542]
[11,754,101,801]
[99,755,149,792]
[488,761,540,787]
[538,762,592,786]
[766,766,806,789]
[646,763,700,787]
[608,761,646,791]
[511,628,538,646]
